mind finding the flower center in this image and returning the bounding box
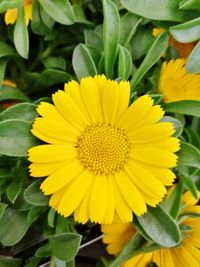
[76,124,130,175]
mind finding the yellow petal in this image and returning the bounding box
[124,253,152,267]
[52,90,89,130]
[5,9,17,25]
[115,171,146,215]
[160,249,175,267]
[102,176,115,224]
[100,80,119,124]
[49,187,66,209]
[29,161,72,177]
[113,178,133,222]
[125,161,167,206]
[172,246,199,267]
[117,95,153,128]
[89,175,107,223]
[80,76,102,123]
[24,4,32,25]
[57,171,92,217]
[115,80,130,120]
[130,148,178,168]
[28,144,76,163]
[40,160,83,195]
[128,122,175,143]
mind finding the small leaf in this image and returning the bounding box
[0,85,30,102]
[48,208,56,228]
[103,0,120,78]
[0,42,16,58]
[28,206,47,224]
[137,205,181,247]
[186,41,200,73]
[42,57,66,70]
[0,256,22,267]
[72,44,97,80]
[118,45,132,80]
[121,0,197,22]
[24,180,49,206]
[39,0,74,25]
[177,142,200,169]
[7,178,23,203]
[180,172,199,199]
[130,32,168,89]
[49,233,82,261]
[35,242,52,257]
[0,208,30,246]
[0,103,37,122]
[84,30,103,51]
[164,100,200,117]
[170,17,200,43]
[119,12,142,47]
[0,59,8,84]
[0,119,39,157]
[179,0,200,10]
[24,258,41,267]
[163,182,183,219]
[0,203,7,220]
[14,3,29,58]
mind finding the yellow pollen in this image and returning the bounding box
[76,124,130,175]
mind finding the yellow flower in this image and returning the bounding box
[28,75,179,224]
[5,0,32,26]
[158,59,200,103]
[101,191,200,267]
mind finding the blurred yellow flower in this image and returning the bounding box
[101,191,200,267]
[28,75,179,224]
[158,59,200,102]
[5,0,32,26]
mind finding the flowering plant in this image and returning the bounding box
[0,0,199,266]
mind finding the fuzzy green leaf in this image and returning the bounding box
[164,100,200,117]
[180,173,199,199]
[130,31,168,89]
[14,3,29,58]
[179,0,200,10]
[24,180,49,206]
[0,59,7,84]
[118,45,132,80]
[170,17,200,43]
[0,42,16,58]
[72,44,97,80]
[0,257,22,267]
[0,203,7,220]
[39,0,74,25]
[177,142,200,169]
[137,205,181,247]
[103,0,120,78]
[186,41,200,73]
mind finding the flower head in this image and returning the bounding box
[5,0,32,26]
[28,75,179,224]
[101,191,200,267]
[158,59,200,102]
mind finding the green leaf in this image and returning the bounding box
[0,203,7,220]
[186,41,200,73]
[48,208,56,228]
[0,208,30,246]
[179,0,200,10]
[72,44,97,80]
[0,103,37,122]
[103,0,120,78]
[42,57,66,70]
[49,233,82,261]
[180,173,199,199]
[130,32,168,89]
[24,258,41,267]
[137,205,181,247]
[184,126,200,149]
[0,59,8,84]
[0,119,39,157]
[39,0,74,25]
[28,206,47,224]
[118,45,132,80]
[35,242,52,257]
[7,178,23,203]
[170,17,200,43]
[73,4,92,25]
[0,41,16,58]
[14,3,29,58]
[163,182,183,219]
[24,180,49,206]
[121,0,197,22]
[0,257,22,267]
[119,12,142,47]
[84,30,104,52]
[0,85,30,102]
[164,100,200,117]
[177,142,200,169]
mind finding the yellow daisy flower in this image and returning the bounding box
[5,0,32,26]
[28,75,179,224]
[101,191,200,267]
[158,59,200,103]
